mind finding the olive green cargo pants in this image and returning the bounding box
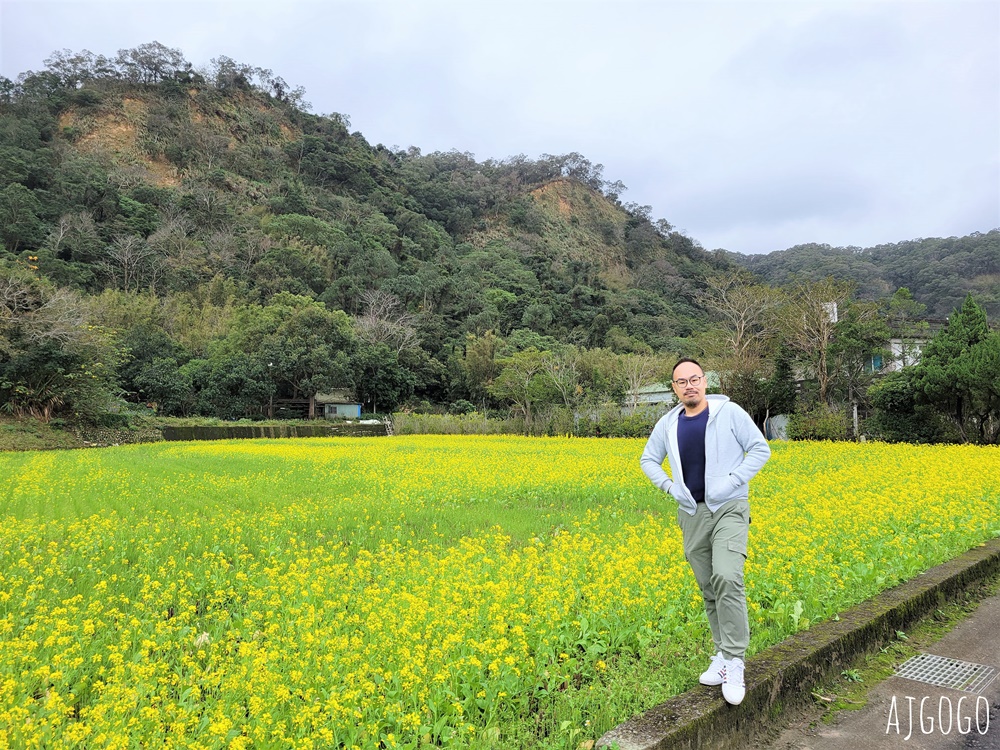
[677,498,750,661]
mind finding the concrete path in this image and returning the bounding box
[597,539,1000,750]
[762,594,1000,750]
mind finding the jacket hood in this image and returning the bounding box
[705,394,731,421]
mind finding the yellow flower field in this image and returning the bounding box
[1,436,998,749]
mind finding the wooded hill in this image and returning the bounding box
[1,43,720,342]
[2,42,997,430]
[722,232,1000,321]
[0,43,729,420]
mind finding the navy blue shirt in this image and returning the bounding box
[678,408,709,503]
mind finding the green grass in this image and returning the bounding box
[0,416,84,452]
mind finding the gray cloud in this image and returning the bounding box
[677,171,871,229]
[1,0,997,254]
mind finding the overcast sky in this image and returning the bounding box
[2,0,998,254]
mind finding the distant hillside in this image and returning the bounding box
[0,44,725,353]
[5,43,997,426]
[1,43,742,421]
[722,231,1000,319]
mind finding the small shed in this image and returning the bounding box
[315,390,362,419]
[635,382,676,407]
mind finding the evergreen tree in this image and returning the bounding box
[911,294,997,442]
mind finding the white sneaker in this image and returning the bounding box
[722,657,746,705]
[699,652,726,686]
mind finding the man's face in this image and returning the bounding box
[672,362,706,409]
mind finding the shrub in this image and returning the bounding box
[787,404,849,441]
[865,373,958,444]
[449,399,476,415]
[393,405,666,438]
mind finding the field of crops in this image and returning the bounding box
[2,436,999,749]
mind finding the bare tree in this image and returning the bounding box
[544,348,584,409]
[701,272,784,371]
[237,232,273,275]
[0,271,42,325]
[29,288,88,345]
[108,164,154,192]
[353,290,419,354]
[102,234,163,293]
[194,128,231,170]
[205,229,240,272]
[782,277,852,404]
[44,215,74,256]
[619,353,665,414]
[148,216,208,284]
[44,211,101,263]
[1,271,94,422]
[699,272,786,416]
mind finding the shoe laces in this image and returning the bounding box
[710,652,726,671]
[725,658,744,685]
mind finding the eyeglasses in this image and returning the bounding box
[672,375,704,388]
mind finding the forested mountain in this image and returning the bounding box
[722,232,1000,320]
[3,42,997,436]
[0,43,725,420]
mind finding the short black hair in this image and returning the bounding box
[672,357,704,377]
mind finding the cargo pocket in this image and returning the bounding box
[722,538,748,584]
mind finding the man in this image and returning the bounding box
[640,358,771,706]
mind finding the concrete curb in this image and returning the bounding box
[597,536,1000,750]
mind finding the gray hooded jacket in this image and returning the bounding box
[640,394,771,516]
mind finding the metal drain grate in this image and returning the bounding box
[895,653,998,694]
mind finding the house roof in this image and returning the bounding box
[315,390,359,405]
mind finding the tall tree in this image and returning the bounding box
[782,277,852,404]
[488,348,557,427]
[114,42,189,84]
[543,346,584,409]
[460,331,501,410]
[0,183,45,253]
[700,271,784,422]
[1,263,119,421]
[618,353,667,414]
[828,300,891,415]
[353,289,419,355]
[962,333,1000,443]
[258,295,356,418]
[911,294,995,442]
[352,342,416,415]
